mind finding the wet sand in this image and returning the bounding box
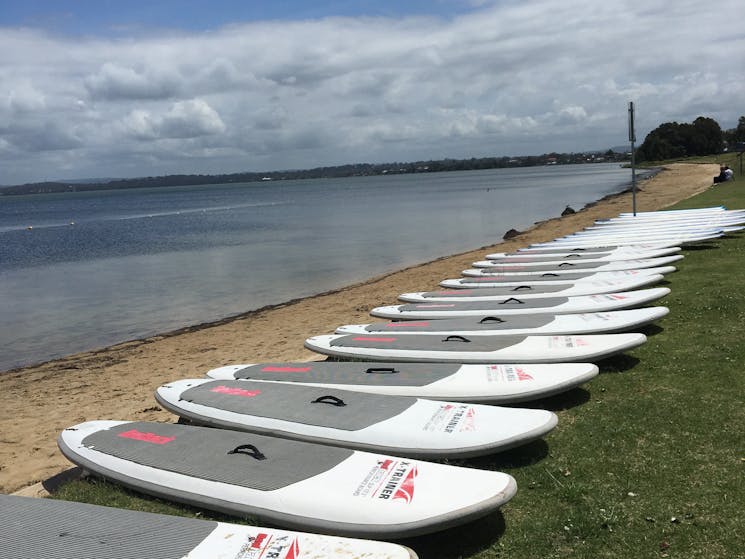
[1,162,718,496]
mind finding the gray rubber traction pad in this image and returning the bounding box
[177,380,416,430]
[360,314,554,332]
[80,421,353,491]
[399,297,569,311]
[479,261,606,272]
[230,362,463,386]
[330,334,529,352]
[0,494,215,559]
[419,284,568,297]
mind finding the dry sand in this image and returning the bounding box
[1,163,718,496]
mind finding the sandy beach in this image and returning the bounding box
[1,162,718,496]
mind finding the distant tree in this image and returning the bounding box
[689,116,723,154]
[723,115,745,146]
[637,116,723,161]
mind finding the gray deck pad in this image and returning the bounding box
[479,261,607,272]
[330,334,530,352]
[81,421,353,491]
[177,380,416,430]
[419,284,568,298]
[230,362,464,386]
[360,315,555,333]
[399,297,569,311]
[0,494,215,559]
[457,271,597,283]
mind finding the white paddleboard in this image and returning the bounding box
[462,258,680,276]
[585,218,745,231]
[541,230,724,246]
[336,307,669,336]
[59,420,517,538]
[506,242,684,254]
[304,333,646,363]
[471,254,683,268]
[401,277,664,302]
[440,268,673,288]
[483,246,681,261]
[156,379,558,458]
[370,287,670,319]
[1,494,418,559]
[205,361,600,403]
[529,231,723,248]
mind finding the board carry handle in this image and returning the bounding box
[540,273,560,277]
[557,262,577,267]
[499,297,525,305]
[311,395,347,407]
[511,285,533,291]
[365,367,399,374]
[479,316,505,323]
[443,335,471,343]
[564,253,583,258]
[227,444,266,460]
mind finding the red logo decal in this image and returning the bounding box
[210,385,261,397]
[118,429,175,445]
[515,368,534,381]
[252,533,269,549]
[393,466,418,503]
[285,538,300,559]
[261,366,312,373]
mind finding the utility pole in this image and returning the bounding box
[628,101,637,216]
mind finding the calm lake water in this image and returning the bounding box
[0,163,638,371]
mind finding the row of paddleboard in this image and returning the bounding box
[53,207,737,547]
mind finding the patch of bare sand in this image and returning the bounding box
[1,163,718,495]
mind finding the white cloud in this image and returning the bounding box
[0,0,743,184]
[120,99,225,140]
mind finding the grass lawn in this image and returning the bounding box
[53,156,745,558]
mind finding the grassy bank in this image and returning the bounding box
[53,163,744,558]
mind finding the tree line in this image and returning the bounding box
[0,151,625,196]
[636,115,745,162]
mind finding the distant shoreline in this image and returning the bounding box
[1,154,629,196]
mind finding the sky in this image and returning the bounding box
[1,1,743,185]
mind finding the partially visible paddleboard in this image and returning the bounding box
[59,420,517,538]
[505,243,684,255]
[1,494,417,559]
[482,246,681,262]
[205,361,600,403]
[529,230,723,247]
[304,333,646,363]
[462,256,682,276]
[400,278,664,302]
[440,268,673,288]
[156,379,557,458]
[336,307,669,336]
[371,288,670,319]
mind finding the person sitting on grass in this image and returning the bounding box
[713,165,730,184]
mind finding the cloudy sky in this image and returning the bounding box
[1,0,743,185]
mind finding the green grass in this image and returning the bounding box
[51,161,745,558]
